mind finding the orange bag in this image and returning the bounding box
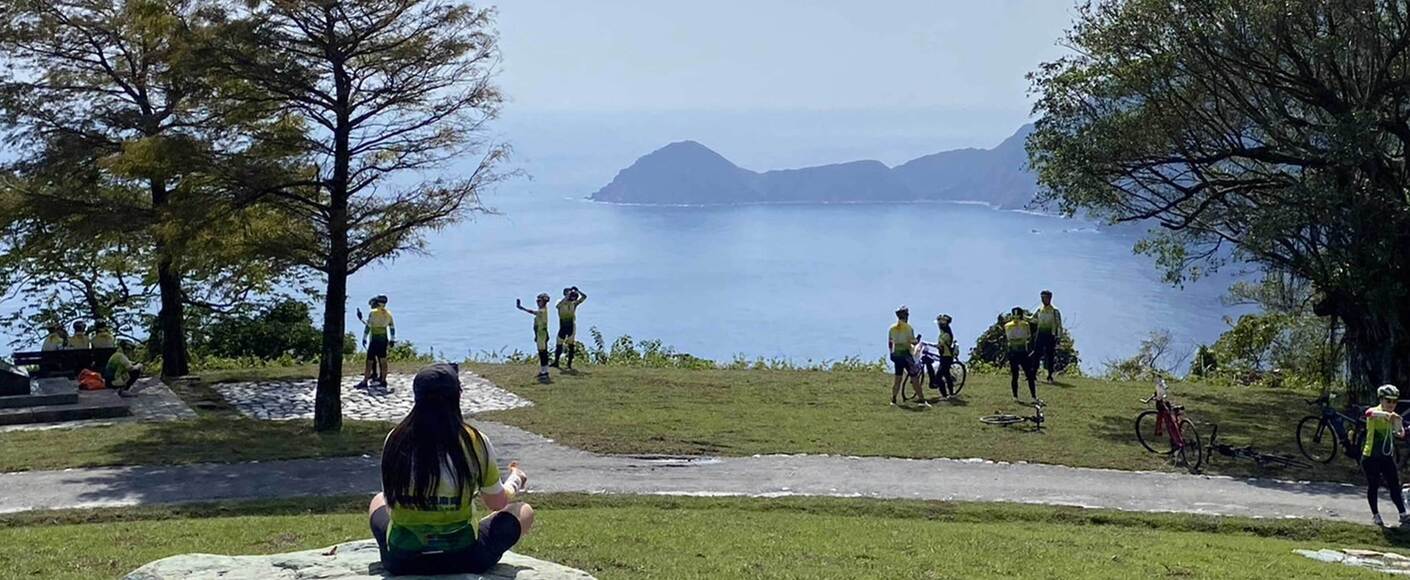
[78,369,106,391]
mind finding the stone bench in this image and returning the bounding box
[124,539,596,580]
[11,348,115,379]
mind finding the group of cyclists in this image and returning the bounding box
[515,286,587,382]
[886,290,1064,408]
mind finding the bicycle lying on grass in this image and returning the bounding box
[980,402,1045,431]
[1133,379,1203,474]
[1208,424,1312,471]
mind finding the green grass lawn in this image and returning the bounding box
[473,363,1363,482]
[0,495,1396,579]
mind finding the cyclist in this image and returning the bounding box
[1032,290,1063,382]
[41,324,66,352]
[515,294,552,382]
[887,306,927,407]
[66,321,91,350]
[1363,384,1408,527]
[362,295,396,388]
[927,314,957,399]
[91,322,117,349]
[1004,306,1039,403]
[552,287,587,371]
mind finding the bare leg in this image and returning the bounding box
[369,492,386,515]
[364,355,375,381]
[379,357,390,384]
[891,374,902,404]
[911,374,925,402]
[480,502,535,535]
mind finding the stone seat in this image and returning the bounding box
[124,539,596,580]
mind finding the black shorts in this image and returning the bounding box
[370,506,522,576]
[368,336,389,358]
[890,353,916,376]
[557,320,576,340]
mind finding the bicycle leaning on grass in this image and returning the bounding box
[1133,379,1203,474]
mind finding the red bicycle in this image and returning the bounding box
[1134,379,1203,473]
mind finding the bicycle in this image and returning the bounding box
[1208,424,1311,470]
[1296,393,1366,464]
[980,402,1045,431]
[1133,379,1203,474]
[917,340,966,397]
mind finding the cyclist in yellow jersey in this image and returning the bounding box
[516,294,552,382]
[1004,306,1040,403]
[41,324,66,352]
[928,314,957,398]
[887,306,927,407]
[1363,384,1408,527]
[369,364,533,575]
[362,295,396,388]
[66,321,90,350]
[1031,290,1064,383]
[552,287,587,370]
[91,322,117,349]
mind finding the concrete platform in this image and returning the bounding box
[0,389,130,426]
[0,377,79,409]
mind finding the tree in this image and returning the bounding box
[0,0,229,376]
[217,0,507,431]
[1029,0,1410,401]
[1103,330,1187,382]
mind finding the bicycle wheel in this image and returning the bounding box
[1176,418,1203,473]
[1295,416,1338,464]
[949,361,967,395]
[1135,411,1172,454]
[980,414,1025,426]
[1257,453,1312,470]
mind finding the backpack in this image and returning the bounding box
[78,369,106,391]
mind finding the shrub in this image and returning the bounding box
[196,299,322,361]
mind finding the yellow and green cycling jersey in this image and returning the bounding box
[937,329,956,357]
[385,427,504,555]
[367,307,395,337]
[1033,305,1062,335]
[557,299,579,323]
[888,322,915,356]
[534,308,549,349]
[1004,319,1032,352]
[1364,408,1399,459]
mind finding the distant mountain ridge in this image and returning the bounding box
[591,124,1039,208]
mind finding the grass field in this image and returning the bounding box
[473,363,1363,482]
[0,495,1396,579]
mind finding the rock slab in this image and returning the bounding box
[124,539,596,580]
[1296,548,1410,576]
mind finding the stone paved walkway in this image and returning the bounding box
[213,372,530,422]
[0,421,1375,524]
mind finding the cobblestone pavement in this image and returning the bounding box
[213,372,531,422]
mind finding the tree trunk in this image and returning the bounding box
[1342,309,1410,404]
[314,255,347,433]
[150,177,190,377]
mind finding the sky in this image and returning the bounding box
[489,0,1082,189]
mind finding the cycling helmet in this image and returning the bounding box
[937,314,952,323]
[895,305,909,315]
[369,295,388,307]
[536,292,551,301]
[1378,384,1400,400]
[1011,306,1025,316]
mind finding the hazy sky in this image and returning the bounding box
[495,1,1078,113]
[489,1,1082,185]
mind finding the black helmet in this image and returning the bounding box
[369,295,388,307]
[1011,306,1024,316]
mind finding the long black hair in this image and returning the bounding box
[381,385,484,509]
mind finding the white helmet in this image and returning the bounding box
[1377,384,1400,400]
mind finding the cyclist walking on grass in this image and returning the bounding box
[888,306,928,407]
[1004,306,1040,404]
[552,287,587,371]
[928,314,957,399]
[1363,384,1408,527]
[515,293,552,382]
[1032,290,1063,383]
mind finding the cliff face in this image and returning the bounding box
[591,124,1039,208]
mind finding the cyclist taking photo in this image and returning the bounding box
[1363,384,1408,527]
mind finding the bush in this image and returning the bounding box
[968,312,1080,373]
[1103,330,1182,382]
[196,300,322,361]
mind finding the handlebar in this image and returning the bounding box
[1141,395,1156,404]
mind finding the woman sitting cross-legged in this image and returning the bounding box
[369,363,533,575]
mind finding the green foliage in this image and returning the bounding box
[1027,0,1410,393]
[1190,275,1343,391]
[1102,330,1181,383]
[968,312,1080,374]
[197,300,321,361]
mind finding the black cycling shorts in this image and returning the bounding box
[371,506,522,576]
[890,353,916,376]
[557,320,576,340]
[368,336,389,358]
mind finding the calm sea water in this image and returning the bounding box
[341,188,1246,372]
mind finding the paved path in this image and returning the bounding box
[0,422,1370,523]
